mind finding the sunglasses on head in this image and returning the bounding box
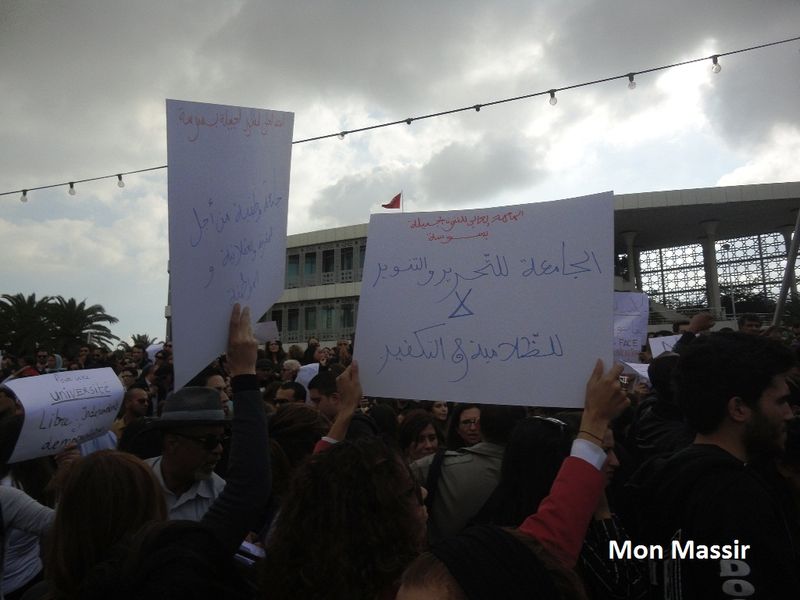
[174,432,228,451]
[532,415,568,431]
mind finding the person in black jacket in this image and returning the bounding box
[31,304,269,600]
[635,331,798,599]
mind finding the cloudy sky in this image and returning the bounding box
[1,0,799,344]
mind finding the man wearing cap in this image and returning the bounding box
[145,386,229,521]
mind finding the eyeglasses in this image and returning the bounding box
[173,432,228,451]
[459,418,480,428]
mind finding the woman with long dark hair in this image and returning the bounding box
[260,436,427,599]
[445,404,481,450]
[265,340,287,367]
[469,413,647,600]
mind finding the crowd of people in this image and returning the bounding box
[1,308,800,599]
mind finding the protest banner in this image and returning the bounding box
[354,192,614,408]
[4,368,123,463]
[613,292,649,363]
[649,334,682,357]
[167,99,294,387]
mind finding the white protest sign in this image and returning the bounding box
[167,100,294,387]
[4,369,123,463]
[622,362,651,383]
[649,334,682,357]
[253,321,280,344]
[613,292,649,363]
[354,192,614,408]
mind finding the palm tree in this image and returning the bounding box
[118,334,162,352]
[48,296,119,357]
[0,293,52,356]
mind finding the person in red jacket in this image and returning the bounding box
[398,360,629,600]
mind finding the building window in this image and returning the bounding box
[304,252,316,276]
[322,306,335,330]
[341,247,353,271]
[271,310,282,332]
[287,255,299,277]
[359,244,367,269]
[341,304,354,328]
[305,307,316,331]
[288,308,299,332]
[322,249,335,273]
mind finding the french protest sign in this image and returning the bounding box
[613,292,649,363]
[4,368,123,463]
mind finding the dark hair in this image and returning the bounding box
[266,340,287,364]
[672,320,689,333]
[646,352,680,400]
[737,313,762,328]
[268,403,329,497]
[46,450,166,599]
[187,367,226,388]
[119,367,138,379]
[260,437,424,599]
[307,371,337,396]
[80,521,250,600]
[401,528,586,600]
[479,405,526,445]
[472,416,576,527]
[446,404,481,450]
[674,331,796,434]
[278,381,307,402]
[398,410,441,459]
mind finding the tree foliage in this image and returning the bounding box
[0,293,119,358]
[118,333,161,351]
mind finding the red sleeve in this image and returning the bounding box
[517,456,605,568]
[313,438,334,454]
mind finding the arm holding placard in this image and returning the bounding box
[200,304,270,555]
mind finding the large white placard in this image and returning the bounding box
[613,292,649,363]
[167,100,294,387]
[5,369,123,463]
[354,192,614,408]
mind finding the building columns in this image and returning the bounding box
[621,231,638,290]
[780,224,798,298]
[701,220,722,316]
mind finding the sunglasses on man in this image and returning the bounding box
[173,432,229,451]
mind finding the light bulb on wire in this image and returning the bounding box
[627,73,636,90]
[711,56,722,73]
[68,182,76,196]
[117,174,125,188]
[338,132,346,140]
[20,190,28,203]
[548,90,557,106]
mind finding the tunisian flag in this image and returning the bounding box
[382,192,401,209]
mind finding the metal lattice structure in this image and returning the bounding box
[640,232,789,309]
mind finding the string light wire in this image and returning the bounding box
[2,35,798,199]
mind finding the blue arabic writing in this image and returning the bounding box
[378,322,564,382]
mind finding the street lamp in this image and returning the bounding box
[721,243,737,322]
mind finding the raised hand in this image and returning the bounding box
[226,304,258,377]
